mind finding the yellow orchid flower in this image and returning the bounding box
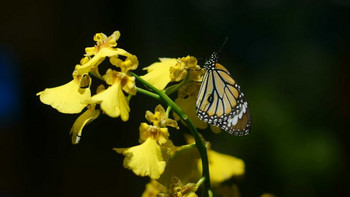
[75,31,138,75]
[110,54,139,73]
[114,122,175,179]
[141,58,177,90]
[141,56,204,91]
[37,72,91,114]
[115,137,166,179]
[85,31,120,56]
[169,176,198,197]
[142,180,168,197]
[142,177,199,197]
[169,56,204,82]
[90,69,136,121]
[145,104,179,129]
[139,122,169,145]
[70,104,100,144]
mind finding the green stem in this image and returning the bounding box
[165,106,171,118]
[136,87,160,100]
[130,72,211,195]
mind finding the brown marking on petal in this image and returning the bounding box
[120,74,129,87]
[146,125,163,139]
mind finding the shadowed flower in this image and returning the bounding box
[174,82,221,133]
[37,72,91,114]
[161,135,244,186]
[169,176,198,197]
[70,104,100,144]
[158,143,200,187]
[142,177,199,197]
[142,180,168,197]
[90,69,136,121]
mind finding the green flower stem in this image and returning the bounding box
[136,87,160,100]
[165,106,172,118]
[196,177,206,188]
[89,70,160,100]
[130,72,211,196]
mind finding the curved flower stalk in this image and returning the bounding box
[130,72,212,196]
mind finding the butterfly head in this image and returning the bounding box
[203,52,218,70]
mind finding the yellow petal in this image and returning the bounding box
[93,32,108,42]
[110,54,138,73]
[139,123,170,145]
[170,56,202,82]
[141,58,176,90]
[37,79,90,114]
[169,176,198,197]
[142,180,168,197]
[90,83,130,121]
[199,150,245,185]
[122,75,137,95]
[70,105,100,144]
[75,48,126,75]
[114,138,166,179]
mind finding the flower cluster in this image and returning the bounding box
[37,30,249,196]
[37,31,138,144]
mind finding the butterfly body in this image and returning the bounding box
[196,52,251,136]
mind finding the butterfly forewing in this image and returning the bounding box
[196,52,251,135]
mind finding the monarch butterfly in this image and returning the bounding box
[196,52,251,135]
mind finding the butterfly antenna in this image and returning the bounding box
[217,37,228,54]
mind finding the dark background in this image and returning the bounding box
[0,0,349,196]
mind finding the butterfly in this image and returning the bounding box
[196,52,251,135]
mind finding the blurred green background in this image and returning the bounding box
[0,0,348,196]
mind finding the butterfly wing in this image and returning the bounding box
[196,63,251,136]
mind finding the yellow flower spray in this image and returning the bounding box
[37,30,249,197]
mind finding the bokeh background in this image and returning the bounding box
[0,0,349,196]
